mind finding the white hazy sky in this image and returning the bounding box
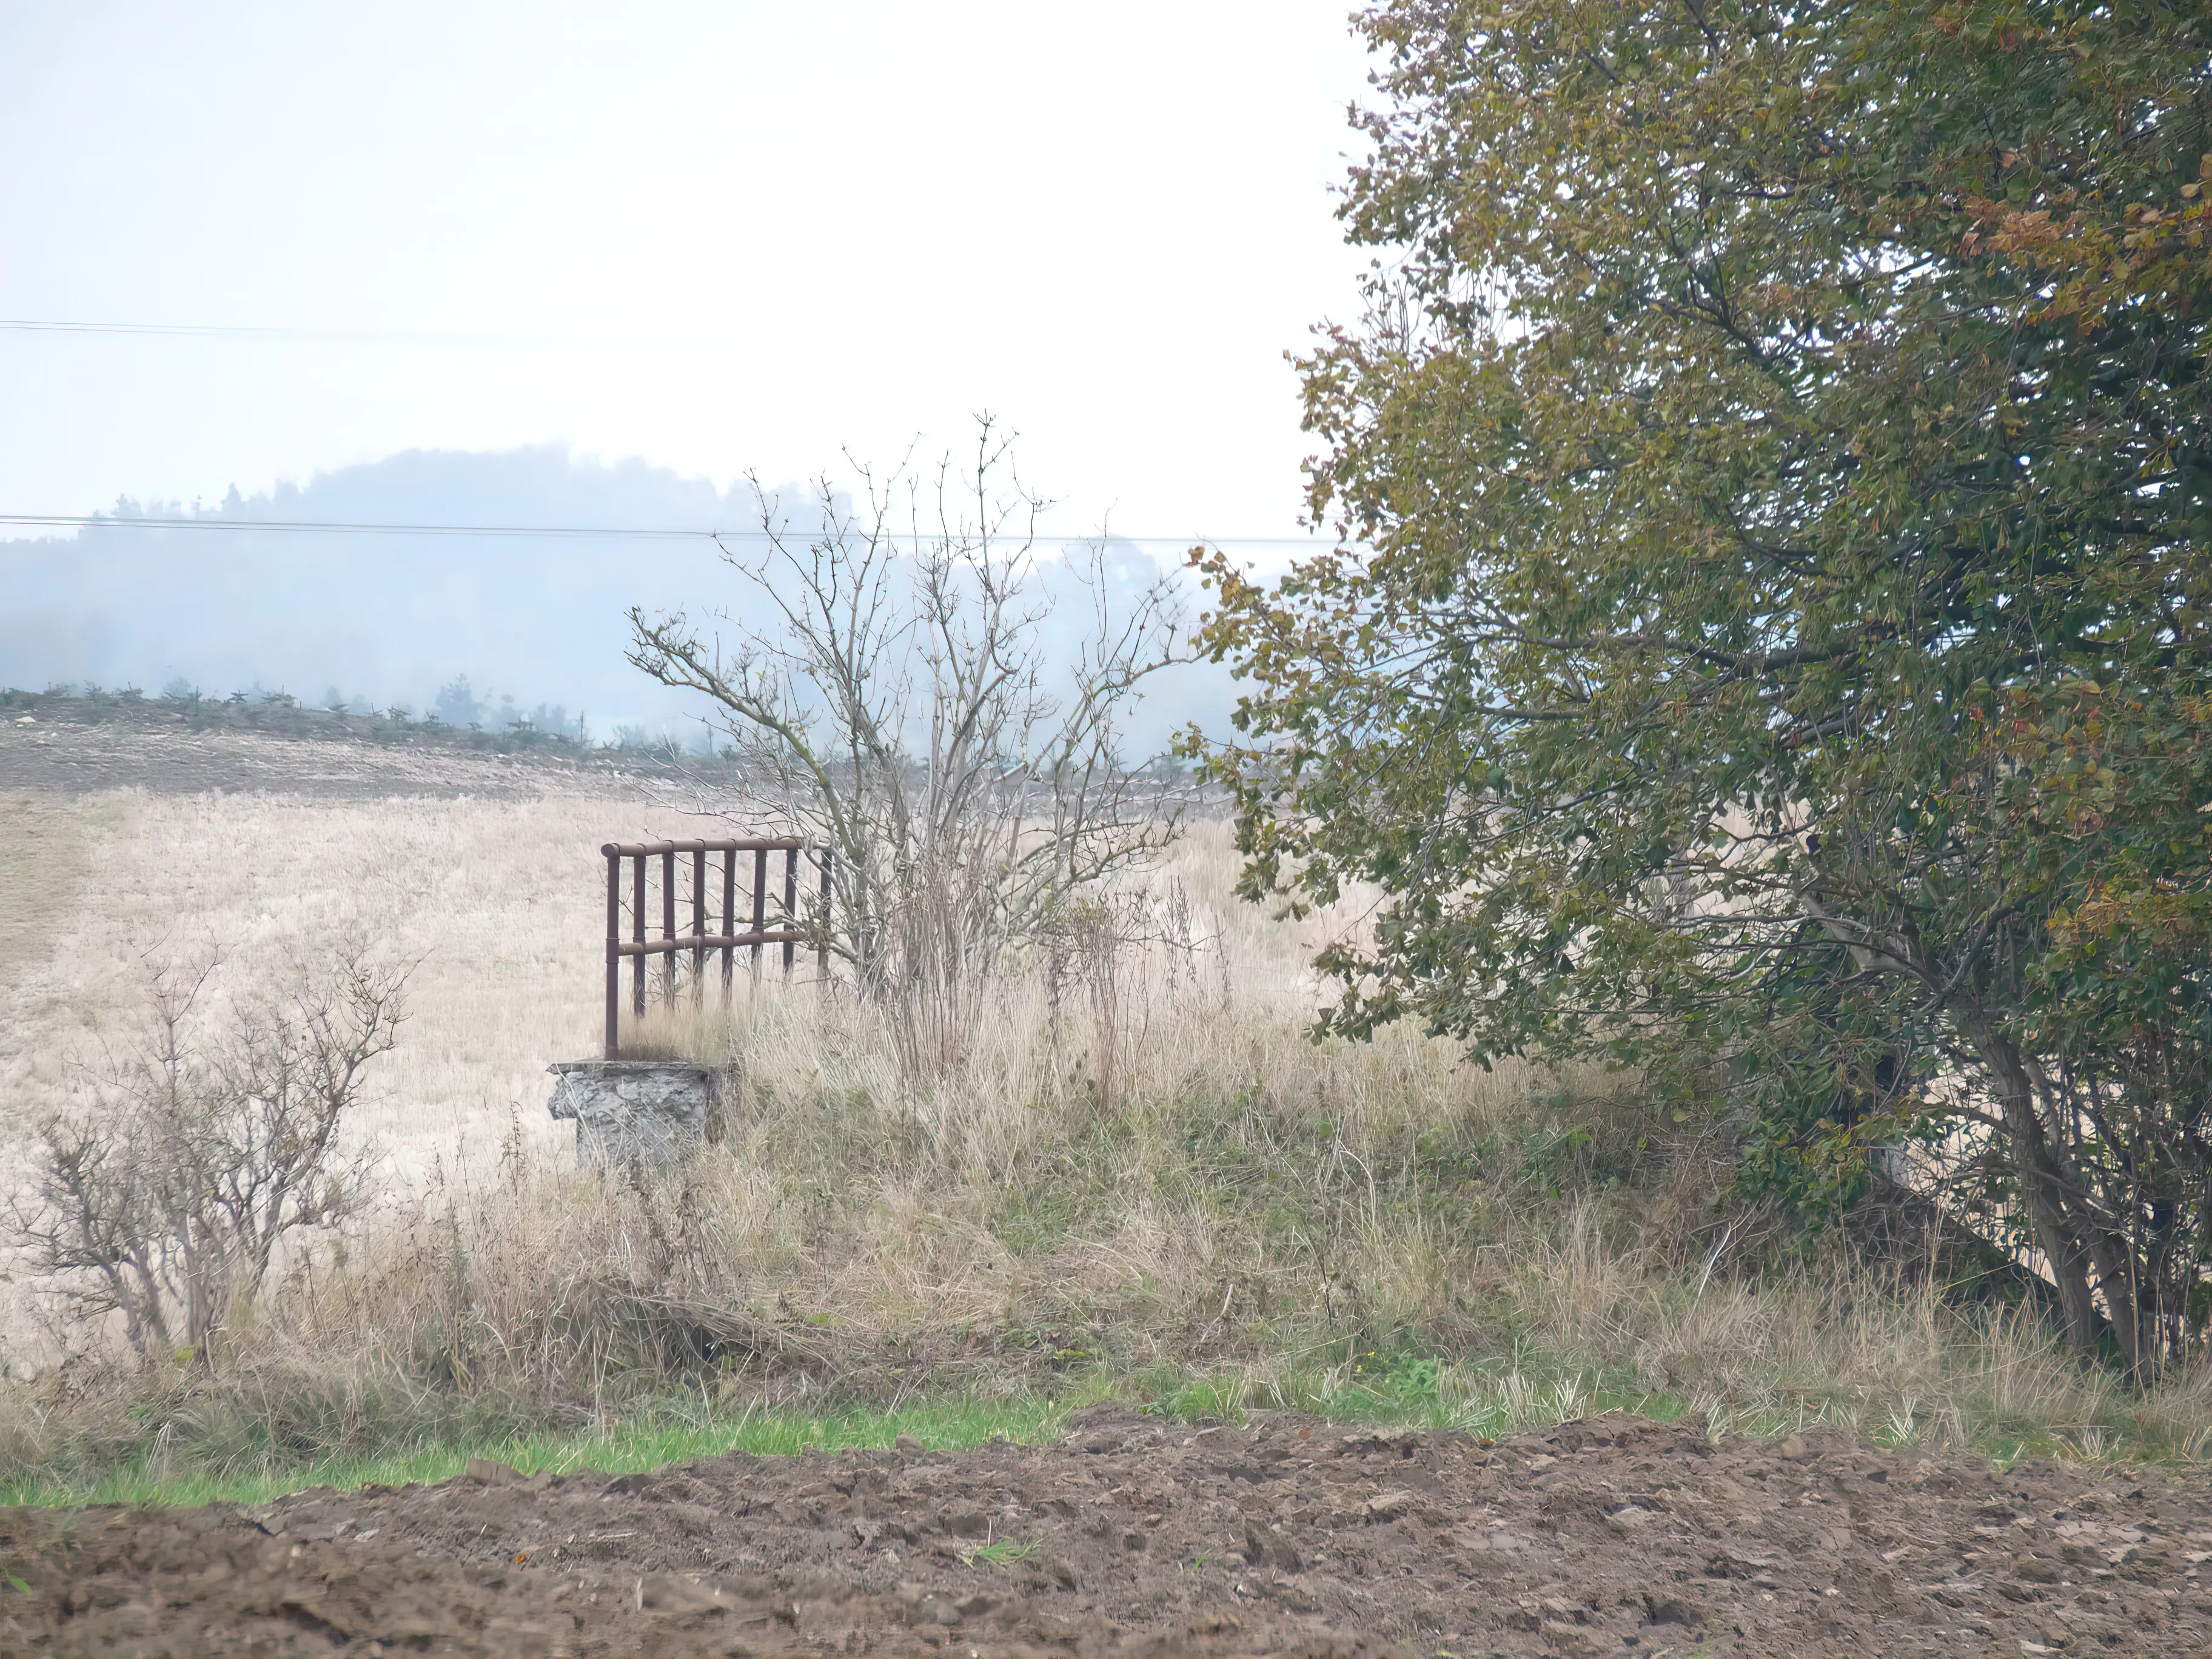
[1,1,1378,542]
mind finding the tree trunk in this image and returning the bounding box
[2080,1224,2143,1376]
[1965,1017,2105,1358]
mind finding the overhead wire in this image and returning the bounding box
[0,318,780,352]
[0,512,1323,548]
[1,319,1336,548]
[5,318,434,340]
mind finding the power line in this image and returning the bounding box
[1,320,1335,548]
[2,512,703,541]
[0,511,1323,548]
[0,317,743,350]
[5,318,401,340]
[0,318,1039,358]
[0,317,1256,365]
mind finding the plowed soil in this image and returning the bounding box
[3,1406,2208,1658]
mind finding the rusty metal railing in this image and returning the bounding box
[600,837,831,1059]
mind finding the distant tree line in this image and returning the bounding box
[0,677,657,752]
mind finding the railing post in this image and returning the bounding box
[817,846,833,978]
[783,846,798,974]
[661,847,676,1007]
[691,846,706,1004]
[604,845,621,1059]
[631,851,646,1019]
[749,847,768,979]
[721,846,736,999]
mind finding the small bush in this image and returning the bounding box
[10,948,407,1366]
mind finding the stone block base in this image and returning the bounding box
[547,1059,723,1166]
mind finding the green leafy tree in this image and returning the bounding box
[1196,0,2212,1370]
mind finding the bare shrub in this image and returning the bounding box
[628,418,1187,1082]
[11,949,407,1366]
[1040,885,1215,1113]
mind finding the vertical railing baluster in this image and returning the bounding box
[722,846,736,999]
[605,845,621,1059]
[660,848,676,1008]
[631,852,646,1019]
[783,846,798,974]
[691,846,706,1004]
[750,847,768,979]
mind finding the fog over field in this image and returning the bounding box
[1,446,1232,749]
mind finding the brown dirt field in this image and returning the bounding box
[0,720,672,800]
[4,1407,2210,1658]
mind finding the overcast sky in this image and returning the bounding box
[1,2,1376,541]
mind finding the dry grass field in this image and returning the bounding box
[1,724,2210,1497]
[0,729,1347,1208]
[0,777,679,1183]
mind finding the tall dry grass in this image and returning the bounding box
[4,797,2210,1483]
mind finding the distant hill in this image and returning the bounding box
[0,447,1224,751]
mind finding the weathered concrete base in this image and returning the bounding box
[548,1060,723,1167]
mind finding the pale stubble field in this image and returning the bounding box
[0,748,1333,1351]
[0,764,758,1366]
[0,784,672,1181]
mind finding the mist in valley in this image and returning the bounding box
[1,443,1230,753]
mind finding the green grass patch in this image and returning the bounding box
[966,1538,1041,1567]
[1,1350,2193,1513]
[0,1393,1084,1511]
[0,1350,1651,1510]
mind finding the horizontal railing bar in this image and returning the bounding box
[602,837,803,857]
[616,930,803,957]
